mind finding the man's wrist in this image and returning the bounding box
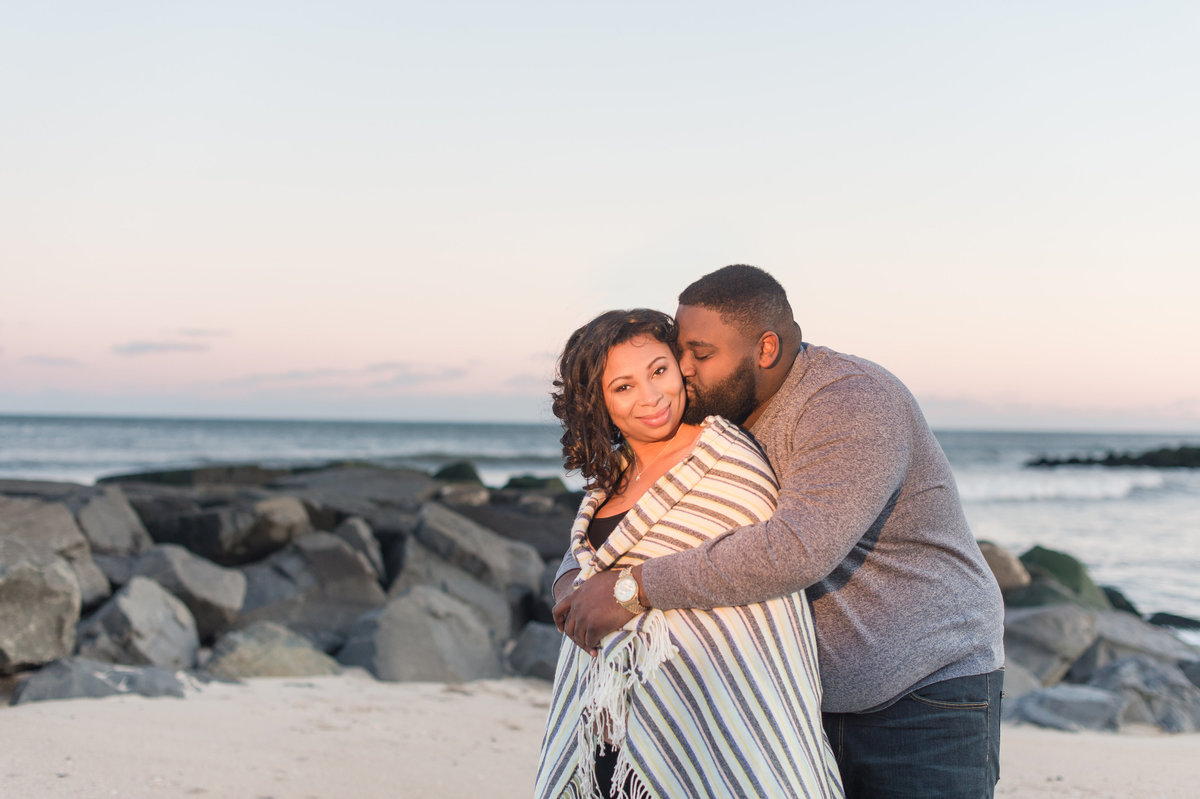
[631,564,651,609]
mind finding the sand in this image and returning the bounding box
[1,672,1196,798]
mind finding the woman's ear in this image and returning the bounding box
[757,331,782,369]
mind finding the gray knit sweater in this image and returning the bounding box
[640,344,1005,712]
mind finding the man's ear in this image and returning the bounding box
[757,331,782,369]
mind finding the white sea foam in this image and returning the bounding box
[954,467,1166,502]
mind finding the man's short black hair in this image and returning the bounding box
[678,264,794,337]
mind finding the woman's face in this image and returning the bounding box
[600,335,687,445]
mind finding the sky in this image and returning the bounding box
[2,2,1197,432]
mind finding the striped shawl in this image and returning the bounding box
[534,417,843,799]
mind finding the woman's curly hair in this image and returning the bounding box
[551,308,677,496]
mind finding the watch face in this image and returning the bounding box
[615,578,637,602]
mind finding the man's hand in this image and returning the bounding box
[552,569,634,655]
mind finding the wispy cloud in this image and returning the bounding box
[370,365,468,388]
[217,368,352,388]
[177,328,231,338]
[22,355,83,368]
[505,372,552,390]
[113,340,210,356]
[209,362,472,393]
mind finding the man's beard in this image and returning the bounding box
[682,356,759,426]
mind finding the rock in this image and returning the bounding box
[438,483,492,507]
[0,495,110,609]
[1148,612,1200,631]
[205,621,340,680]
[1026,445,1200,469]
[1180,660,1200,690]
[101,464,292,487]
[92,554,138,588]
[414,503,545,600]
[11,657,188,704]
[132,545,247,641]
[1064,610,1200,684]
[1089,655,1200,732]
[336,585,502,682]
[978,541,1030,592]
[0,538,81,675]
[450,502,576,562]
[999,661,1042,703]
[239,533,387,651]
[502,475,568,493]
[331,517,385,582]
[1001,572,1082,609]
[76,576,200,669]
[71,485,154,556]
[269,466,439,518]
[508,622,563,680]
[0,478,85,501]
[388,536,513,642]
[433,461,482,484]
[126,486,310,566]
[1004,684,1125,731]
[1019,546,1111,611]
[1101,585,1141,616]
[1003,604,1098,686]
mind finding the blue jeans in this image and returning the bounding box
[822,669,1003,799]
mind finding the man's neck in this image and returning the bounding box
[744,345,802,429]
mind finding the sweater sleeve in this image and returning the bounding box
[641,373,910,610]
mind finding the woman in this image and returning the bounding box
[534,309,842,799]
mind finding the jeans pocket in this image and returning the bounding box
[907,673,992,710]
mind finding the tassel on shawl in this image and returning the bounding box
[572,610,676,798]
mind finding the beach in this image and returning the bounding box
[2,673,1196,799]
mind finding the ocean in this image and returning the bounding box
[2,415,1199,633]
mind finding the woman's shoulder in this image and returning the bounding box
[697,416,772,470]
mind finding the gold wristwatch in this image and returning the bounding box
[614,566,646,614]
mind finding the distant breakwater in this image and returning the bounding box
[1027,444,1200,469]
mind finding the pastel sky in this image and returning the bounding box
[2,2,1197,431]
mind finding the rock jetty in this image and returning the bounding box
[3,465,1198,735]
[1026,444,1200,469]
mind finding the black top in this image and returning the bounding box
[588,509,629,551]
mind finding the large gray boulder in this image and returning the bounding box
[269,466,439,520]
[331,516,385,581]
[0,495,109,608]
[11,657,189,704]
[1004,684,1125,731]
[337,585,502,682]
[133,545,247,641]
[76,576,200,669]
[1003,604,1098,686]
[451,499,579,562]
[508,621,564,680]
[389,536,513,642]
[1089,655,1200,733]
[205,621,340,680]
[1065,610,1200,683]
[978,541,1031,592]
[123,486,310,566]
[239,533,387,651]
[69,485,154,556]
[999,660,1042,703]
[0,538,81,674]
[414,503,544,601]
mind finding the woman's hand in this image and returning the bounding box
[552,569,636,655]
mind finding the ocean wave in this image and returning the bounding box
[956,468,1167,502]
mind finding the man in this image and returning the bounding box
[553,265,1005,798]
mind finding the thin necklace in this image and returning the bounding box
[634,442,674,481]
